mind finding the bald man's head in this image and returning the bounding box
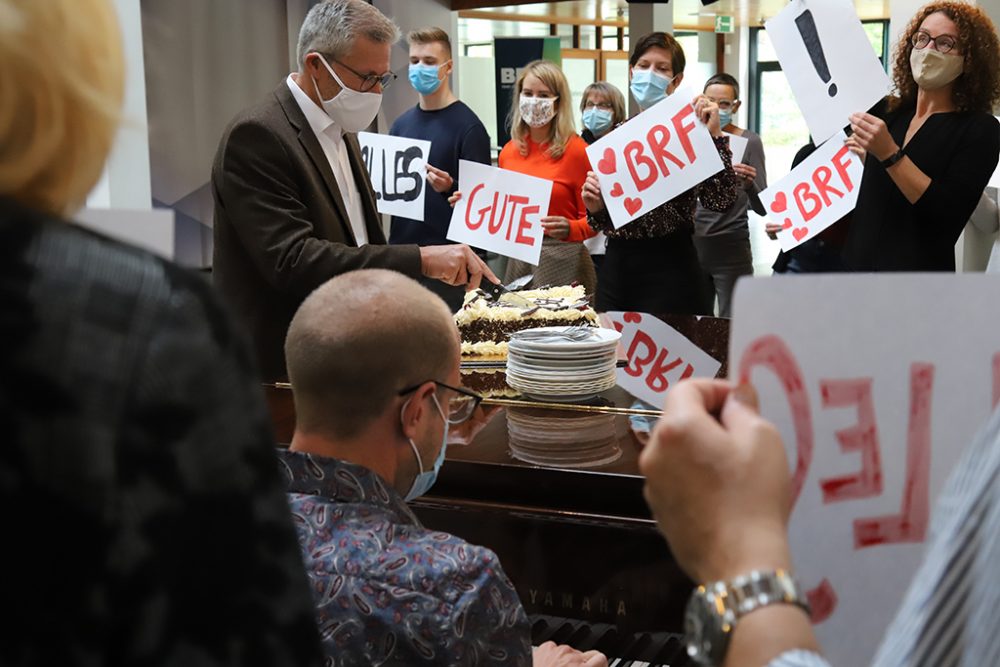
[285,270,460,439]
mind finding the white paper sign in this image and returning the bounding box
[446,159,551,265]
[724,131,749,165]
[358,132,431,220]
[730,274,1000,667]
[766,0,891,143]
[586,94,724,229]
[603,311,722,407]
[759,131,862,252]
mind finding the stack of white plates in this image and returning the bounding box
[505,326,621,402]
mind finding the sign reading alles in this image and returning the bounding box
[447,159,552,265]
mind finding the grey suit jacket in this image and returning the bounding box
[212,81,422,380]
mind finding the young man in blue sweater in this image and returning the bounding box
[388,27,492,311]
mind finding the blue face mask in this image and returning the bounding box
[403,394,449,501]
[408,62,445,95]
[582,108,614,136]
[718,108,733,128]
[630,69,673,110]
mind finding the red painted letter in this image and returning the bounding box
[671,104,698,163]
[812,165,845,207]
[830,144,854,192]
[625,141,657,192]
[818,378,883,503]
[793,182,823,222]
[625,329,658,378]
[514,204,538,246]
[647,124,686,177]
[853,363,934,548]
[465,183,487,230]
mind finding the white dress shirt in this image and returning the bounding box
[286,74,368,246]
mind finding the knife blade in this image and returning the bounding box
[482,275,534,307]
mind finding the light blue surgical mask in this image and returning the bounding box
[402,394,449,501]
[718,108,733,129]
[408,62,446,95]
[630,69,673,110]
[582,107,614,137]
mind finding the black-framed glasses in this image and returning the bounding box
[911,30,959,54]
[331,57,397,92]
[398,380,483,424]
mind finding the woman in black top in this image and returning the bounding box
[846,1,1000,271]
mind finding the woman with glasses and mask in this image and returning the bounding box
[694,73,767,317]
[580,81,627,145]
[582,32,739,315]
[844,1,1000,271]
[579,82,627,275]
[454,60,598,295]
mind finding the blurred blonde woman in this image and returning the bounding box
[0,1,324,663]
[500,59,597,295]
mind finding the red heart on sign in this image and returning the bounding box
[623,312,643,323]
[793,227,809,241]
[770,191,788,214]
[624,197,643,216]
[598,148,617,175]
[782,218,793,230]
[610,182,624,198]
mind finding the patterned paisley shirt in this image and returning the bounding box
[277,449,532,667]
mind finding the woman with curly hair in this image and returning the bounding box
[845,1,1000,271]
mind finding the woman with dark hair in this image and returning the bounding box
[582,32,739,314]
[845,1,1000,271]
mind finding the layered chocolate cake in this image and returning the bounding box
[455,285,598,357]
[460,368,520,398]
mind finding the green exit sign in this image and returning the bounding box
[715,15,734,33]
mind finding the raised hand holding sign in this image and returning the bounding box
[585,93,725,228]
[759,131,863,252]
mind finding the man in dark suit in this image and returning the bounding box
[212,0,495,380]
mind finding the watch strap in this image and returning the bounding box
[725,569,810,619]
[881,148,905,168]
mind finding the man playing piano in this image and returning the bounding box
[277,268,607,667]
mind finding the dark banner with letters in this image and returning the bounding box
[494,37,562,147]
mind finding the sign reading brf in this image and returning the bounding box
[446,159,552,266]
[585,94,725,229]
[759,131,863,252]
[358,132,431,221]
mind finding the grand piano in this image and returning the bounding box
[265,314,729,667]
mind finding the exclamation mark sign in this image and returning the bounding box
[795,10,837,97]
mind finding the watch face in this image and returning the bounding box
[685,591,722,665]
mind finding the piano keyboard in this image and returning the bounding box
[530,614,690,666]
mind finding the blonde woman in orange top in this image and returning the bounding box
[500,60,596,294]
[453,60,597,294]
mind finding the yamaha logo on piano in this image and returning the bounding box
[525,588,628,618]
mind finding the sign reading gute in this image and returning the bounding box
[447,159,552,265]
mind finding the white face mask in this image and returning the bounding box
[312,53,382,133]
[519,95,557,128]
[909,47,964,91]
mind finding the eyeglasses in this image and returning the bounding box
[583,101,613,111]
[708,99,736,110]
[331,56,397,92]
[398,380,483,424]
[911,30,959,54]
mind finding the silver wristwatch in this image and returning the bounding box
[684,568,811,666]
